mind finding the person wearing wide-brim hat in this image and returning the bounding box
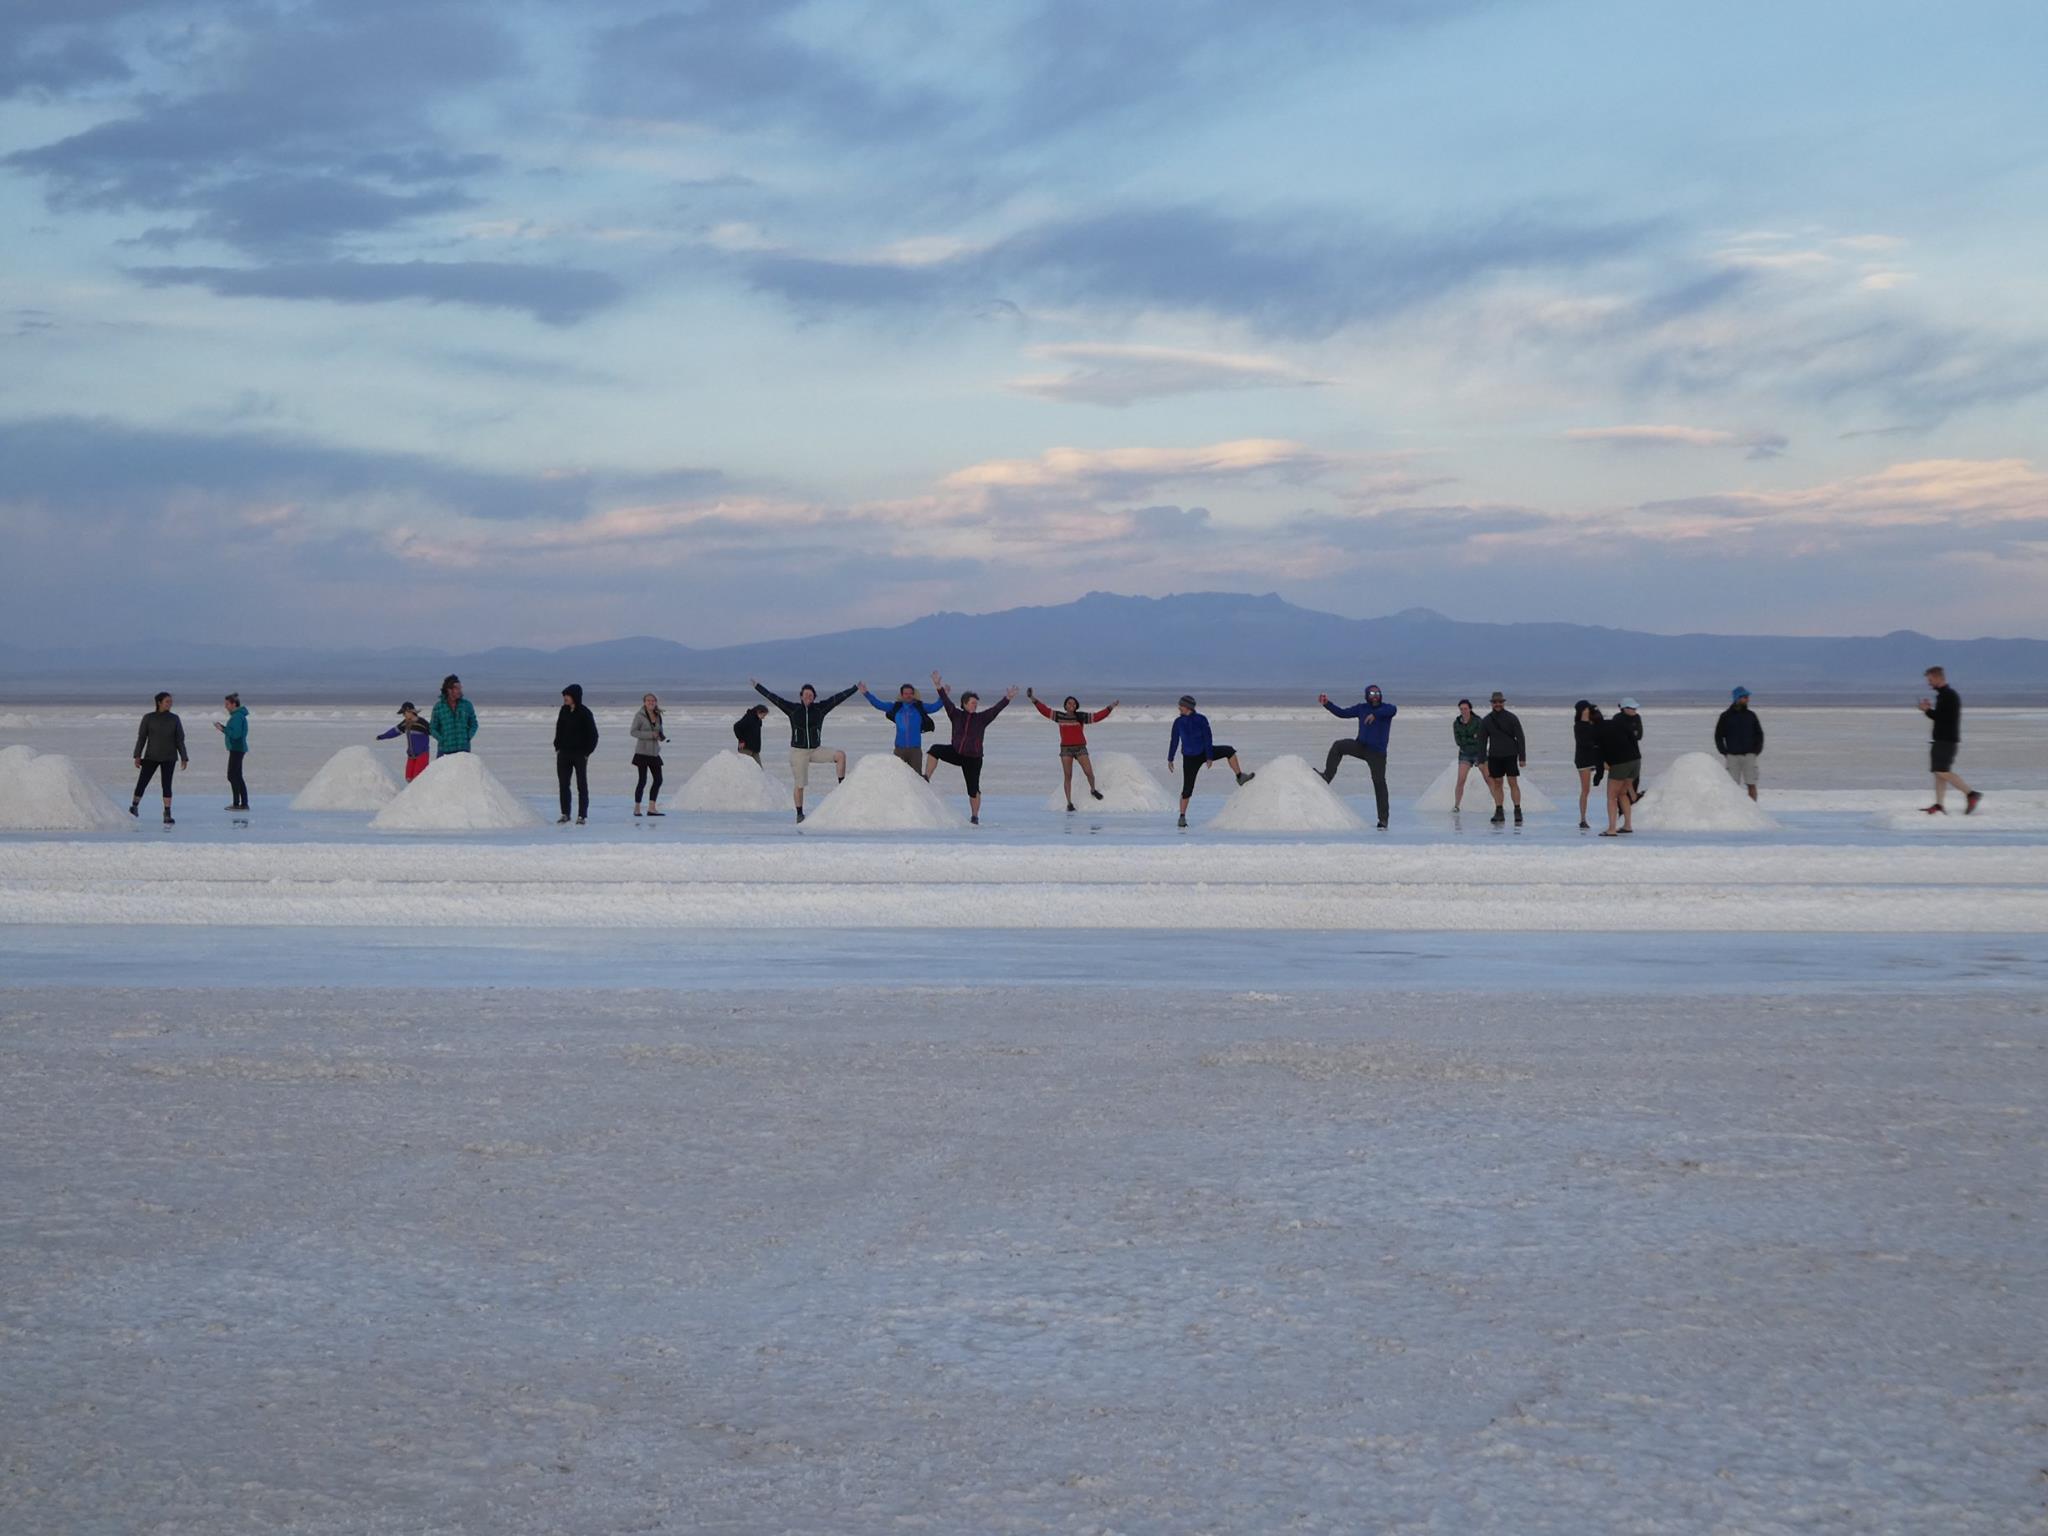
[1479,691,1527,825]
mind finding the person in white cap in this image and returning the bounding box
[1616,698,1645,806]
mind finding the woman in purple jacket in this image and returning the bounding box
[924,670,1016,825]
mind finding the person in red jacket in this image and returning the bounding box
[1026,687,1119,812]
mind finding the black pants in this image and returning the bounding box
[1322,740,1389,823]
[633,754,664,803]
[134,760,176,799]
[1180,746,1236,800]
[556,752,590,818]
[225,750,247,808]
[927,744,982,798]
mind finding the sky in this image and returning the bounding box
[3,0,2046,651]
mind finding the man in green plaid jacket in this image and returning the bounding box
[429,675,479,756]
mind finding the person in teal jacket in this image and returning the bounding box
[864,682,940,772]
[212,692,250,811]
[429,674,478,757]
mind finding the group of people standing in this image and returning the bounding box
[114,666,1986,828]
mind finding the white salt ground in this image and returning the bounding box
[367,754,538,831]
[289,745,402,812]
[1209,753,1366,832]
[0,744,131,831]
[1040,750,1172,812]
[801,752,961,831]
[1414,760,1558,813]
[1871,800,2007,831]
[1632,750,1779,832]
[672,750,785,812]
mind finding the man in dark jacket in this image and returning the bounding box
[130,691,189,824]
[1714,687,1765,801]
[1317,684,1397,828]
[553,683,600,824]
[734,704,769,759]
[1479,691,1527,824]
[753,678,859,820]
[1918,666,1981,814]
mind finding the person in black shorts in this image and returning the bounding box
[1168,696,1253,829]
[1479,691,1527,824]
[1918,665,1981,814]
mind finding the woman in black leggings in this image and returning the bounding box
[130,691,189,825]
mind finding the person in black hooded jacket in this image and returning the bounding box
[553,683,600,824]
[1572,701,1604,829]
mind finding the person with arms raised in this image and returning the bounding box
[864,680,942,772]
[926,670,1017,825]
[1317,683,1397,829]
[753,678,858,822]
[1027,687,1118,812]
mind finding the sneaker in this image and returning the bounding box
[1235,771,1255,785]
[1965,791,1982,815]
[647,807,663,817]
[576,816,586,825]
[1376,821,1388,830]
[557,815,570,824]
[129,802,139,818]
[1513,806,1523,824]
[1490,807,1505,824]
[1452,803,1461,813]
[1090,789,1104,801]
[162,811,175,826]
[796,807,805,823]
[1066,802,1075,813]
[970,814,980,825]
[1579,819,1590,830]
[1177,813,1188,828]
[1922,804,1946,815]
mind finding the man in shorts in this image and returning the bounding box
[1479,691,1527,824]
[1917,666,1982,815]
[1714,686,1764,801]
[753,678,859,822]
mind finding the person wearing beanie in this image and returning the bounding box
[1028,686,1119,811]
[213,691,250,812]
[1713,687,1766,801]
[428,674,478,757]
[129,690,189,825]
[553,683,600,824]
[630,692,667,817]
[752,677,858,821]
[1479,691,1527,825]
[1316,684,1397,828]
[1572,700,1605,829]
[1168,695,1253,828]
[376,701,434,781]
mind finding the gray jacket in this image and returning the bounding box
[1479,708,1526,762]
[134,710,188,764]
[629,707,665,758]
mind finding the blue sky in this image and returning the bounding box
[3,0,2045,649]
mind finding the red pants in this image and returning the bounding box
[405,753,429,782]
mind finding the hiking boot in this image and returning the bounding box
[1922,804,1946,815]
[1235,771,1255,785]
[1513,806,1523,824]
[796,807,805,822]
[162,810,175,826]
[1965,791,1982,815]
[1490,807,1505,824]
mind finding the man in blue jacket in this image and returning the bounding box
[1317,684,1396,828]
[864,682,941,772]
[1168,695,1253,828]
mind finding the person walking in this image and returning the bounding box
[630,692,667,818]
[1168,696,1253,829]
[129,691,188,825]
[753,678,858,821]
[1317,684,1396,828]
[1028,688,1118,811]
[864,681,941,771]
[376,702,434,782]
[429,674,478,757]
[1714,687,1765,802]
[734,703,769,760]
[1479,691,1527,824]
[1918,666,1982,814]
[1450,698,1487,812]
[553,683,599,825]
[1572,701,1604,829]
[1598,702,1642,836]
[214,691,249,811]
[926,670,1016,825]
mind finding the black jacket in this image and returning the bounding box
[134,710,188,764]
[1480,708,1526,762]
[1714,705,1764,756]
[1923,685,1961,743]
[554,703,600,757]
[1598,715,1642,767]
[1572,716,1604,769]
[757,683,856,750]
[733,709,763,753]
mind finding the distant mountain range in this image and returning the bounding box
[4,591,2044,701]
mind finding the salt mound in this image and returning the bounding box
[369,754,538,830]
[291,745,402,811]
[0,711,33,730]
[801,753,961,832]
[0,744,131,830]
[1040,751,1172,813]
[1413,761,1556,813]
[674,751,784,812]
[1632,752,1778,832]
[1208,754,1366,832]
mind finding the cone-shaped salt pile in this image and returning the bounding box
[801,753,961,831]
[1208,754,1366,832]
[674,751,785,812]
[1631,752,1777,831]
[1412,760,1557,813]
[1040,751,1172,813]
[0,745,132,830]
[369,754,538,830]
[291,745,403,811]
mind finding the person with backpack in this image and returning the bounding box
[376,702,433,782]
[630,692,667,818]
[1479,691,1527,824]
[553,683,599,825]
[752,678,858,821]
[1714,687,1765,802]
[428,674,478,757]
[213,691,249,811]
[1450,698,1486,813]
[926,670,1016,825]
[1918,666,1982,815]
[1572,700,1604,829]
[1168,696,1253,829]
[129,691,189,825]
[1028,688,1118,812]
[1316,684,1396,829]
[864,681,941,772]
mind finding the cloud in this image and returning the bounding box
[1638,458,2048,537]
[943,438,1328,501]
[127,260,625,325]
[1005,343,1330,406]
[1567,424,1789,459]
